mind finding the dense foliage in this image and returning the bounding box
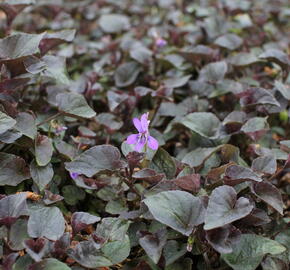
[0,0,289,269]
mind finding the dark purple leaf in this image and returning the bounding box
[71,212,101,234]
[2,252,19,270]
[251,155,277,175]
[23,238,49,262]
[206,224,241,254]
[173,174,200,193]
[133,168,165,184]
[34,134,53,167]
[251,182,284,215]
[0,193,28,226]
[114,61,141,87]
[224,164,262,185]
[138,229,167,264]
[43,190,64,205]
[65,145,125,177]
[204,185,253,230]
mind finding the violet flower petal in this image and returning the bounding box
[70,172,79,180]
[134,137,146,152]
[148,136,159,150]
[133,118,143,132]
[140,113,149,131]
[127,134,139,144]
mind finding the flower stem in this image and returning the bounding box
[37,112,62,127]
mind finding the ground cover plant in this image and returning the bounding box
[0,0,289,269]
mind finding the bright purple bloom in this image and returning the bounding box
[155,37,167,48]
[70,172,79,180]
[56,125,67,134]
[126,112,159,152]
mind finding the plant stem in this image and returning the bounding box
[37,112,62,127]
[120,175,142,199]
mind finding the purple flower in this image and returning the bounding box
[126,112,159,152]
[69,172,79,180]
[155,37,167,48]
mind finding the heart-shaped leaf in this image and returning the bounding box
[114,61,141,87]
[204,186,253,230]
[0,193,28,226]
[149,148,176,179]
[15,112,37,139]
[205,224,241,254]
[180,112,221,139]
[35,135,53,166]
[56,92,96,119]
[143,190,205,236]
[0,111,16,134]
[251,182,284,215]
[99,14,130,33]
[0,32,45,59]
[138,229,167,264]
[225,164,262,184]
[28,207,65,241]
[251,156,277,175]
[221,234,286,270]
[0,153,30,186]
[65,145,125,177]
[30,160,54,191]
[214,34,243,50]
[71,212,101,234]
[68,237,130,268]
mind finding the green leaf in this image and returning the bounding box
[251,155,277,175]
[15,112,37,139]
[35,135,53,166]
[241,117,269,141]
[30,160,54,191]
[214,33,243,50]
[0,32,45,59]
[65,145,125,177]
[182,146,220,167]
[94,218,130,242]
[139,229,167,264]
[62,185,85,205]
[56,92,96,118]
[42,55,70,85]
[0,153,30,186]
[204,186,253,230]
[68,236,130,268]
[163,240,187,266]
[9,219,29,250]
[99,14,130,33]
[259,49,290,66]
[225,164,263,183]
[150,148,176,179]
[199,61,227,82]
[0,111,16,134]
[29,258,71,270]
[180,112,221,139]
[28,207,65,241]
[222,234,286,270]
[275,80,290,100]
[114,61,141,87]
[143,190,205,236]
